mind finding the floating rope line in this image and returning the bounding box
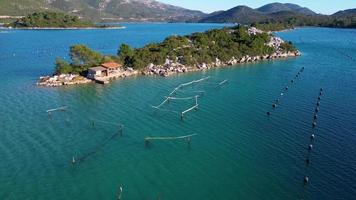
[266,67,304,116]
[299,88,324,199]
[71,119,124,165]
[46,106,68,118]
[144,133,197,147]
[331,47,356,63]
[72,130,122,165]
[165,96,199,100]
[166,76,210,97]
[219,79,229,86]
[181,95,199,120]
[151,106,180,114]
[153,77,228,120]
[89,118,124,128]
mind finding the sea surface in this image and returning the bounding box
[0,23,356,200]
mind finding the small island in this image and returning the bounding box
[38,25,300,87]
[4,12,122,29]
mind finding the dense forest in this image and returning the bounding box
[6,12,97,28]
[55,26,296,74]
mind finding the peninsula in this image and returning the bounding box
[4,12,122,29]
[38,25,300,87]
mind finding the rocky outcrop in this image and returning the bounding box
[37,74,92,87]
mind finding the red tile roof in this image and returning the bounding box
[101,62,122,69]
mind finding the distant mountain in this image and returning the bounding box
[200,6,267,24]
[199,3,319,24]
[0,0,206,22]
[257,3,316,15]
[332,9,356,17]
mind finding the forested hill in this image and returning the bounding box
[199,3,356,29]
[0,0,206,22]
[5,12,102,28]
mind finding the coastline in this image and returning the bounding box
[3,26,126,30]
[37,51,300,87]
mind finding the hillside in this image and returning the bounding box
[199,6,267,24]
[199,3,319,24]
[332,9,356,17]
[257,3,316,15]
[0,0,206,22]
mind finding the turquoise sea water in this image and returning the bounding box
[1,24,356,199]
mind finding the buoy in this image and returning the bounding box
[311,134,315,140]
[275,99,280,103]
[281,93,284,96]
[117,186,123,200]
[308,144,313,150]
[72,156,76,164]
[320,88,323,92]
[291,80,294,83]
[272,104,277,108]
[304,176,309,184]
[318,96,321,100]
[267,111,271,116]
[312,122,317,127]
[317,102,320,106]
[285,86,289,90]
[306,158,310,164]
[315,107,319,113]
[319,92,323,96]
[314,114,318,120]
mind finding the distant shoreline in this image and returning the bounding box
[2,26,126,30]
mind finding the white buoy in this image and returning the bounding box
[311,134,315,140]
[117,186,123,200]
[72,156,76,164]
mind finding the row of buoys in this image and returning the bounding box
[303,88,323,185]
[332,47,356,62]
[267,67,305,116]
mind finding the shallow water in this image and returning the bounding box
[0,24,356,199]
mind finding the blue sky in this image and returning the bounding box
[159,0,356,14]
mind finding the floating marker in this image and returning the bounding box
[320,88,323,92]
[275,99,280,103]
[291,80,294,83]
[311,134,315,140]
[317,102,320,106]
[272,104,277,108]
[285,86,289,90]
[312,122,317,127]
[304,176,309,184]
[308,144,313,150]
[267,112,271,116]
[306,158,310,164]
[72,156,76,164]
[318,96,321,100]
[315,107,319,112]
[314,114,318,120]
[117,186,123,200]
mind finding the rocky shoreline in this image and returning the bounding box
[142,30,301,77]
[143,50,300,77]
[37,27,301,87]
[37,50,299,87]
